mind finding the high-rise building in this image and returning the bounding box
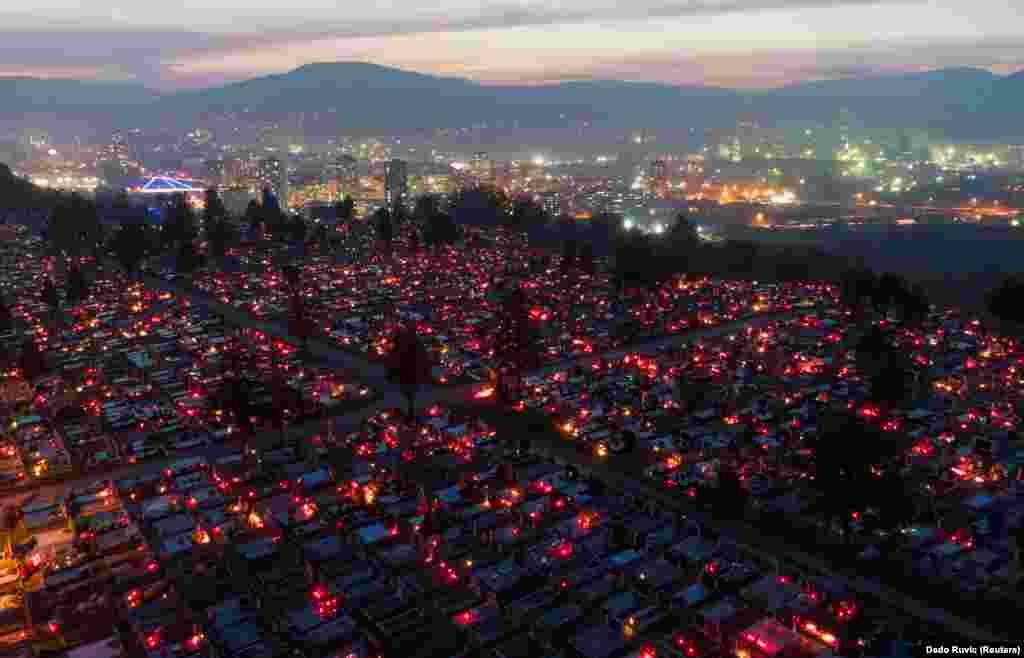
[652,159,671,199]
[206,160,225,187]
[470,152,494,187]
[541,191,562,217]
[384,159,408,207]
[328,155,359,199]
[257,156,289,208]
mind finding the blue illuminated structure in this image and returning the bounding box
[126,176,206,194]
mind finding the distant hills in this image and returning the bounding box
[2,62,1023,140]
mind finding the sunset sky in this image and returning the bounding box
[3,0,1022,90]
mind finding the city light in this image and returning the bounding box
[652,223,665,234]
[623,218,635,230]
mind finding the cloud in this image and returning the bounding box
[0,0,915,86]
[3,1,1024,90]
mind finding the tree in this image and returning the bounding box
[0,298,11,334]
[715,463,747,519]
[810,411,866,543]
[494,286,542,400]
[839,267,877,315]
[872,272,908,315]
[334,196,355,224]
[41,279,59,312]
[507,198,548,228]
[612,234,672,294]
[222,376,254,436]
[47,194,101,258]
[424,212,458,248]
[450,187,508,226]
[175,240,201,274]
[289,216,307,244]
[375,208,393,247]
[561,238,578,274]
[387,324,432,420]
[289,293,315,356]
[111,222,149,275]
[579,242,595,275]
[413,195,440,225]
[668,212,700,253]
[259,188,289,240]
[207,218,235,265]
[987,278,1024,331]
[243,200,262,236]
[18,338,46,382]
[163,194,197,250]
[203,189,227,224]
[66,264,89,305]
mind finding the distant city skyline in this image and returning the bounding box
[2,0,1023,91]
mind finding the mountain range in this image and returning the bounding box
[2,62,1023,140]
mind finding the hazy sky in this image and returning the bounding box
[3,0,1023,90]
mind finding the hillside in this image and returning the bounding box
[2,63,1023,139]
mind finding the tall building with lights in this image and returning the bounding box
[541,191,562,217]
[470,152,494,187]
[651,159,671,199]
[384,158,408,208]
[206,159,225,187]
[328,155,359,199]
[257,156,289,208]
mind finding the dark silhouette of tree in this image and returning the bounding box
[391,203,410,228]
[507,197,548,228]
[66,264,89,305]
[374,208,393,247]
[259,188,289,240]
[268,370,293,444]
[289,216,307,244]
[578,242,595,275]
[715,463,747,519]
[668,212,701,255]
[424,212,458,248]
[450,187,508,226]
[612,234,672,293]
[333,196,355,224]
[839,267,877,314]
[494,286,542,400]
[176,240,201,274]
[0,298,11,334]
[41,279,59,311]
[221,376,254,436]
[874,470,916,532]
[872,272,907,314]
[18,338,46,382]
[387,324,432,420]
[243,199,262,236]
[0,163,58,212]
[111,222,149,275]
[987,278,1024,331]
[47,194,101,258]
[413,195,439,225]
[898,283,930,326]
[408,229,420,254]
[561,238,578,274]
[289,293,315,356]
[282,263,301,291]
[207,217,235,265]
[163,194,197,250]
[810,411,865,543]
[203,188,227,224]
